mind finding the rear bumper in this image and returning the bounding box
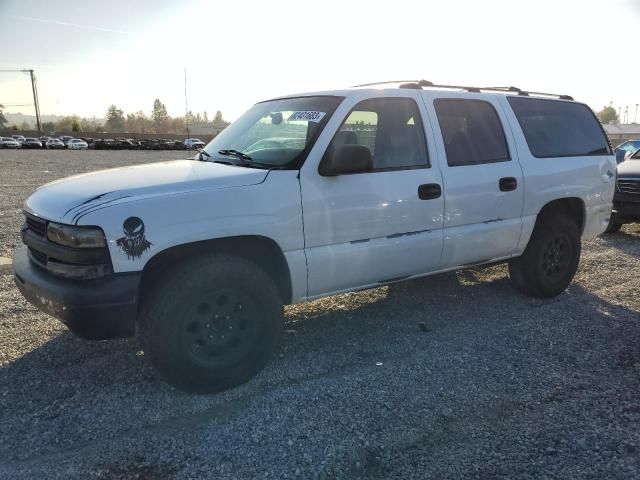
[13,246,140,340]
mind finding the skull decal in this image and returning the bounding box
[116,216,152,260]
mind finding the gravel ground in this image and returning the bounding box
[0,150,639,479]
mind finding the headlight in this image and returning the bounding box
[47,222,107,248]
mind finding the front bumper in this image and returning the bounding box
[612,196,640,222]
[13,246,141,340]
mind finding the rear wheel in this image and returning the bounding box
[509,210,581,298]
[139,253,283,393]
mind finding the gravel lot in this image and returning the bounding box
[0,150,639,479]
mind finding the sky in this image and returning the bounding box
[1,0,639,122]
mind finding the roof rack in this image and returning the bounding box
[351,80,573,101]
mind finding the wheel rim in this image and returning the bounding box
[180,289,260,367]
[541,233,571,280]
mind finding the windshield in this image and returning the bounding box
[617,141,640,154]
[201,96,343,168]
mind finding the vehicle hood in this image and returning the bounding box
[25,160,269,224]
[617,160,640,178]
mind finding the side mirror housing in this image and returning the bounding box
[320,144,373,176]
[615,149,627,164]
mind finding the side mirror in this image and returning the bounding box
[615,149,627,164]
[320,144,373,176]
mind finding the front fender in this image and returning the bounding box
[78,170,305,274]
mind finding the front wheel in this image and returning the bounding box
[509,211,581,298]
[139,253,283,393]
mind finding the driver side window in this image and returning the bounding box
[325,97,430,173]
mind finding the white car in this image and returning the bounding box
[14,81,615,393]
[1,137,21,148]
[67,139,88,150]
[184,138,205,149]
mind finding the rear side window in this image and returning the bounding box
[507,97,611,158]
[434,99,510,166]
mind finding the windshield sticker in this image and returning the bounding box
[288,111,326,123]
[117,216,152,260]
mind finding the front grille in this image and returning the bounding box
[617,178,640,195]
[25,214,47,237]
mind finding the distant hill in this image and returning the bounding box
[4,112,105,127]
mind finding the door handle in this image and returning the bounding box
[418,183,442,200]
[499,177,517,192]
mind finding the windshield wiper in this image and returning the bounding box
[198,150,212,161]
[218,149,253,162]
[216,148,285,169]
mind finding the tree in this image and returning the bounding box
[127,111,153,134]
[42,121,55,132]
[20,121,31,131]
[597,104,619,124]
[54,115,81,132]
[0,104,7,129]
[152,99,169,133]
[214,110,224,124]
[105,104,125,132]
[202,111,209,123]
[71,118,81,132]
[80,117,103,133]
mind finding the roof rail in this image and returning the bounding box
[351,80,573,101]
[352,79,434,88]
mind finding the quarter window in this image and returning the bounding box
[507,97,611,158]
[434,99,510,167]
[325,97,429,172]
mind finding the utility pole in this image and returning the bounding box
[0,68,42,132]
[29,70,41,132]
[635,104,639,124]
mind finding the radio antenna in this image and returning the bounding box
[184,67,191,157]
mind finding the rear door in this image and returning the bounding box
[423,94,524,267]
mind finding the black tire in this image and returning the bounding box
[603,217,622,234]
[139,253,283,393]
[509,210,581,298]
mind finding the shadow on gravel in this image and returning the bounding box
[1,264,639,472]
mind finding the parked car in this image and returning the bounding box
[139,139,160,150]
[46,138,65,149]
[245,137,306,154]
[59,135,74,146]
[13,81,615,393]
[21,137,43,149]
[93,139,115,150]
[0,137,21,148]
[184,138,206,149]
[614,139,640,164]
[67,139,89,150]
[11,134,26,143]
[114,138,140,149]
[605,147,640,232]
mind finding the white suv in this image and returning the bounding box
[184,137,205,149]
[14,81,615,393]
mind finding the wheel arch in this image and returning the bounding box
[138,235,293,306]
[536,197,586,233]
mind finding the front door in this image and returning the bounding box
[300,94,445,298]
